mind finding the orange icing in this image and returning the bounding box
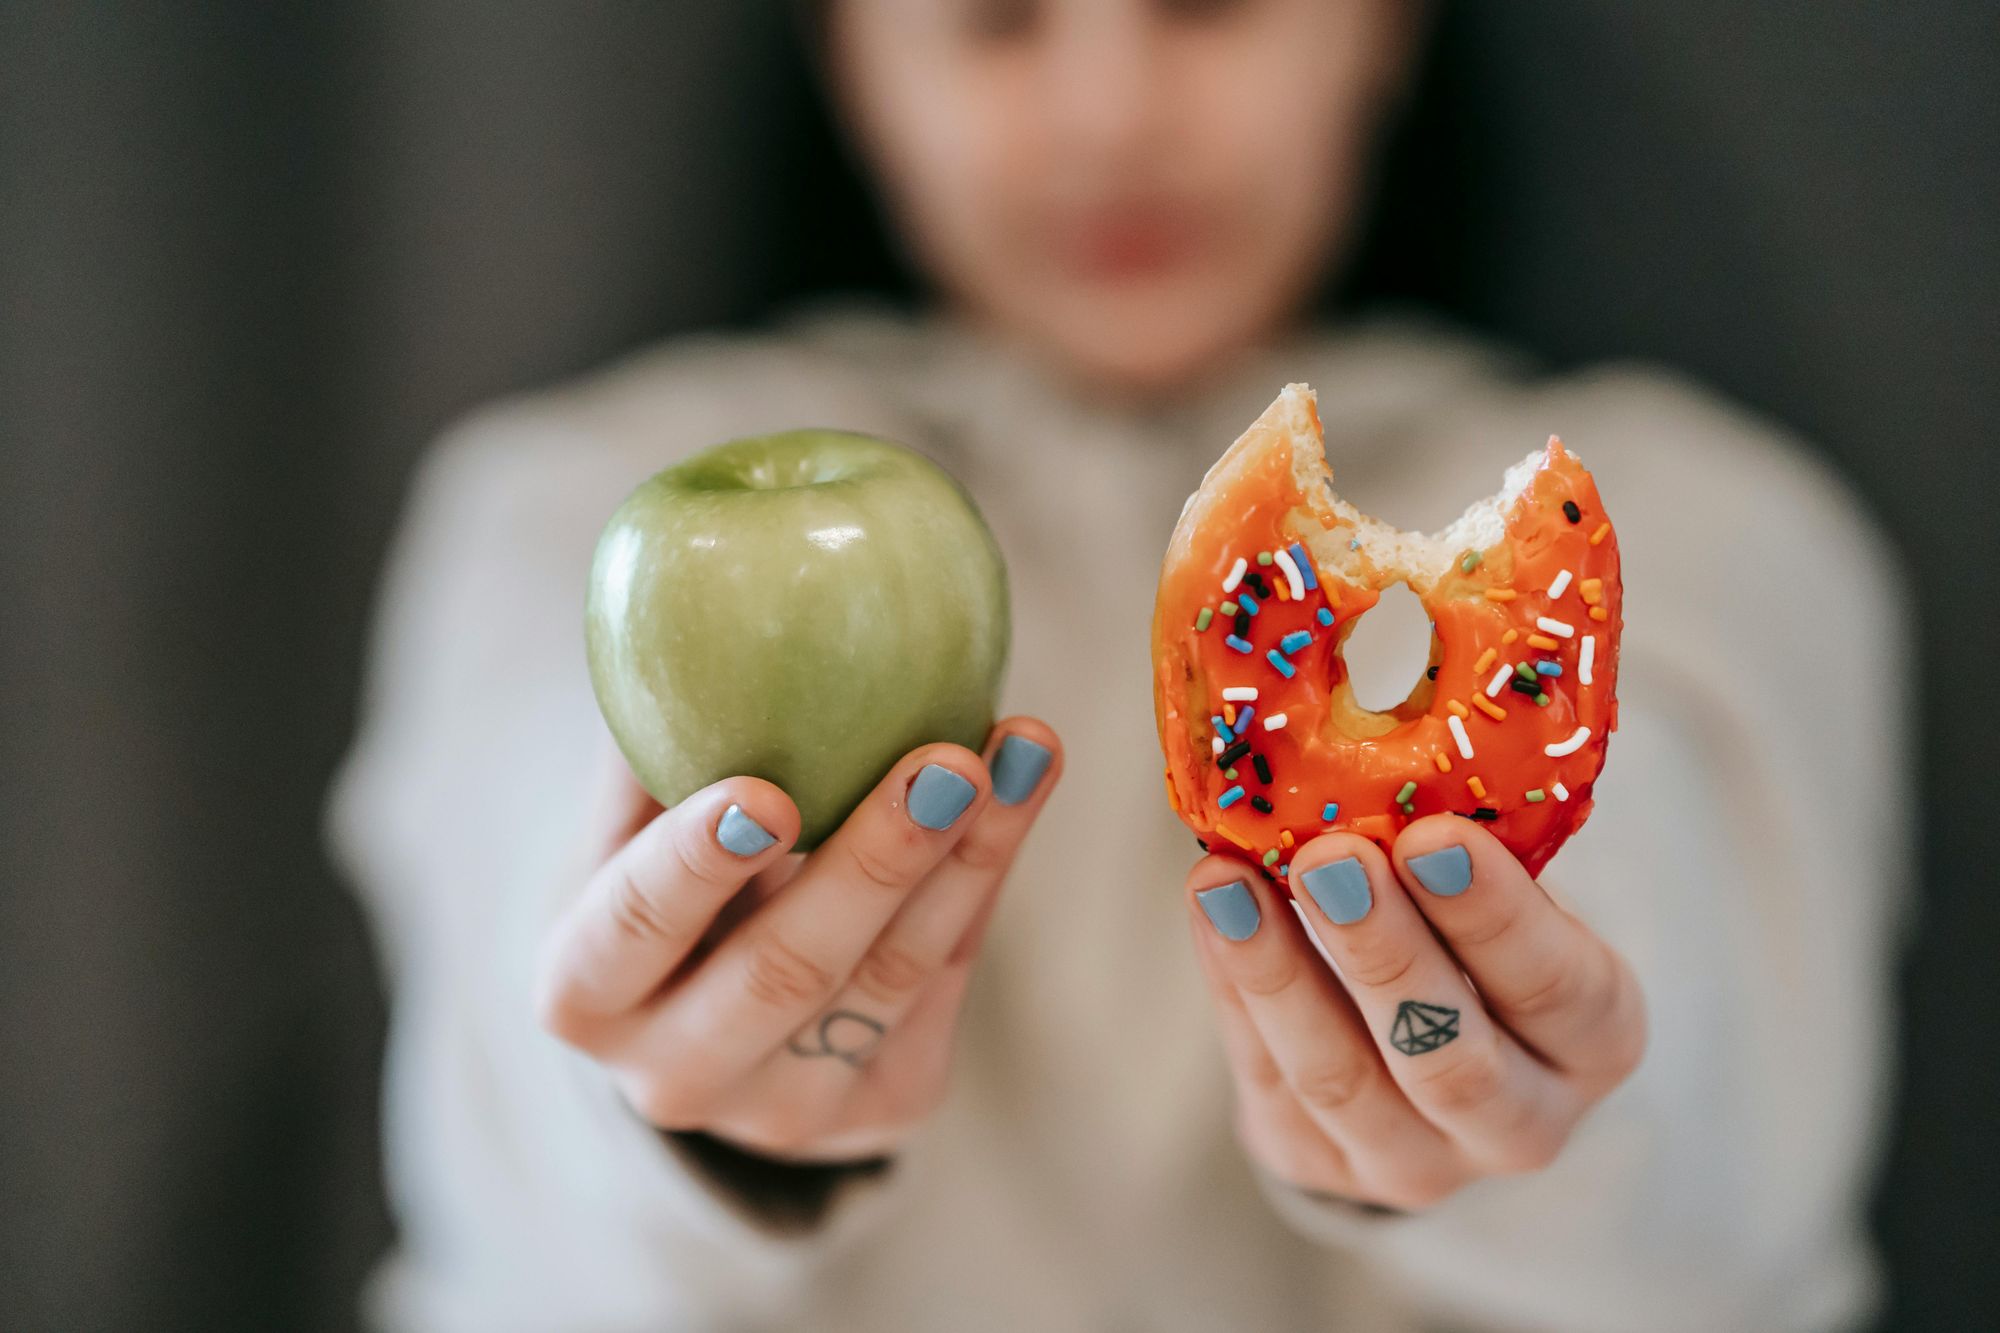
[1152,431,1622,883]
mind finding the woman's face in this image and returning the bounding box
[829,0,1411,395]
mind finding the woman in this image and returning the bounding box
[329,1,1910,1329]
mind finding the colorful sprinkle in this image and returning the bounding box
[1446,698,1470,719]
[1256,550,1274,566]
[1195,607,1213,632]
[1274,579,1291,602]
[1469,807,1499,821]
[1222,557,1248,592]
[1220,600,1239,616]
[1525,788,1547,803]
[1211,715,1234,743]
[1262,848,1281,867]
[1216,823,1254,851]
[1235,706,1254,731]
[1211,736,1224,756]
[1563,500,1582,524]
[1238,592,1261,616]
[1535,660,1563,676]
[1580,578,1603,604]
[1280,630,1312,655]
[1218,784,1246,809]
[1484,588,1518,602]
[1547,568,1573,599]
[1224,767,1238,780]
[1526,633,1561,651]
[1474,647,1497,674]
[1400,803,1416,815]
[1220,739,1252,766]
[1316,606,1335,627]
[1321,801,1340,821]
[1472,695,1508,721]
[1552,782,1571,802]
[1535,616,1576,638]
[1226,635,1254,654]
[1222,686,1258,701]
[1485,663,1514,697]
[1233,610,1251,638]
[1466,775,1487,799]
[1395,780,1418,804]
[1274,546,1305,600]
[1280,829,1295,849]
[1514,662,1537,681]
[1434,752,1454,774]
[1348,537,1360,550]
[1262,712,1289,731]
[1448,714,1475,760]
[1579,635,1596,685]
[1589,521,1610,546]
[1502,628,1520,645]
[1544,726,1592,757]
[1252,754,1272,784]
[1589,606,1610,621]
[1245,571,1270,598]
[1223,703,1236,726]
[1250,795,1274,813]
[1288,542,1318,590]
[1266,651,1296,678]
[1461,549,1484,573]
[1534,692,1550,707]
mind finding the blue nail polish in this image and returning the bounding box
[990,734,1053,806]
[908,764,977,830]
[1196,880,1260,941]
[717,803,777,857]
[1300,856,1372,924]
[1408,845,1473,896]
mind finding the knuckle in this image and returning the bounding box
[741,931,836,1011]
[607,869,676,946]
[1452,905,1525,951]
[946,827,1014,876]
[1505,958,1585,1020]
[1291,1059,1374,1117]
[1410,1045,1507,1115]
[1377,1169,1462,1212]
[1239,1045,1287,1095]
[846,836,917,895]
[1341,940,1421,992]
[625,1076,706,1131]
[533,976,594,1047]
[1233,951,1300,999]
[851,939,935,1008]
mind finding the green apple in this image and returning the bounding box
[585,429,1010,850]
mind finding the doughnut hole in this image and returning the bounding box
[1332,580,1440,727]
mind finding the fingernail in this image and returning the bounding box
[717,803,777,857]
[1408,845,1473,896]
[908,763,977,830]
[1196,880,1260,941]
[1300,856,1372,924]
[989,734,1052,805]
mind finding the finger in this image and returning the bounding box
[1186,857,1457,1192]
[1392,818,1646,1087]
[538,777,799,1039]
[639,744,992,1088]
[1188,912,1359,1195]
[766,719,1063,1078]
[1284,834,1577,1171]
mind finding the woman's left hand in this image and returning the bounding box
[1185,816,1647,1211]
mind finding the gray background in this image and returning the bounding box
[4,2,1994,1328]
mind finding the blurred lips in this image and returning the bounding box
[1047,198,1215,282]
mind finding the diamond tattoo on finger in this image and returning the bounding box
[1389,1001,1460,1056]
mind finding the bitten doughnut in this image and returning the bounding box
[1152,384,1622,882]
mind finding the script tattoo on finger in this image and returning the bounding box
[786,1009,886,1069]
[1388,1000,1460,1056]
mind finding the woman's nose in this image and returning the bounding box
[1037,7,1170,167]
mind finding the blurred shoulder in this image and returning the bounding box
[415,302,938,510]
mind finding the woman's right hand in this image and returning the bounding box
[537,719,1061,1163]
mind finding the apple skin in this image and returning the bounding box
[586,429,1010,850]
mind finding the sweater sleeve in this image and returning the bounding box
[1257,373,1916,1333]
[324,351,929,1332]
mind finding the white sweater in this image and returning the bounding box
[327,307,1912,1333]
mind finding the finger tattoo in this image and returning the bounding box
[1388,1001,1461,1056]
[786,1009,886,1069]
